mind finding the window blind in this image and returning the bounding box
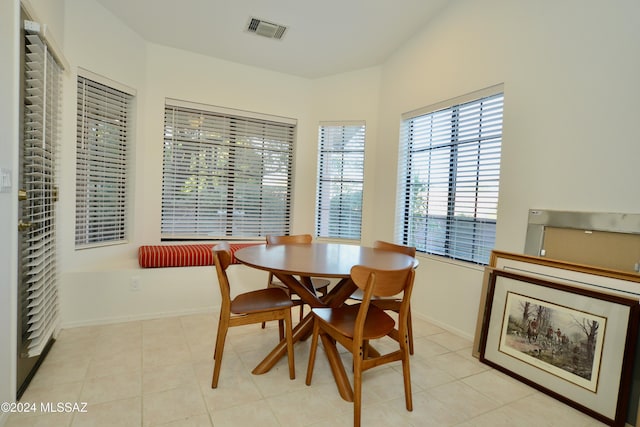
[22,23,63,357]
[315,121,365,240]
[162,102,295,239]
[396,87,504,264]
[75,76,133,247]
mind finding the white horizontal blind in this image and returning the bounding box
[396,89,503,264]
[162,103,294,239]
[315,122,365,240]
[75,76,132,247]
[22,24,62,357]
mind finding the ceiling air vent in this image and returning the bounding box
[246,17,287,40]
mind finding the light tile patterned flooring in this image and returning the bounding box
[7,310,607,427]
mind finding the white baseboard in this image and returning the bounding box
[58,306,219,330]
[412,311,474,342]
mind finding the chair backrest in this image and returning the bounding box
[266,234,313,245]
[373,240,416,258]
[350,265,415,343]
[351,265,415,299]
[212,242,233,305]
[265,234,313,284]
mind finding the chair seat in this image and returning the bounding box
[350,288,402,302]
[270,278,330,296]
[231,288,293,314]
[312,305,395,340]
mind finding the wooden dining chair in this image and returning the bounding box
[211,242,295,388]
[261,234,330,332]
[350,240,417,354]
[306,264,415,427]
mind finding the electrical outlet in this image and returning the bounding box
[130,276,140,292]
[0,168,11,193]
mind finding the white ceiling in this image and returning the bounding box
[95,0,451,79]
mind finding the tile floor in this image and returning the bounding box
[6,310,608,427]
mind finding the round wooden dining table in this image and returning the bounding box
[234,242,416,402]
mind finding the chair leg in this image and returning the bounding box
[284,309,295,380]
[353,344,363,427]
[407,307,414,355]
[261,321,266,329]
[305,318,321,385]
[212,321,229,388]
[362,339,370,360]
[401,336,413,411]
[213,311,224,360]
[278,319,284,341]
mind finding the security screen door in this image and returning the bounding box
[16,16,63,398]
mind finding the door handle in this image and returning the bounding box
[18,220,33,232]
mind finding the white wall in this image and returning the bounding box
[24,0,640,339]
[376,0,640,336]
[138,43,314,245]
[49,0,317,327]
[25,0,64,45]
[310,67,383,243]
[0,0,19,419]
[57,0,148,273]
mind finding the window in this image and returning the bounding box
[396,86,504,264]
[75,74,134,247]
[162,100,295,239]
[315,121,365,240]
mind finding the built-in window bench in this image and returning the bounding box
[59,242,266,328]
[138,242,262,268]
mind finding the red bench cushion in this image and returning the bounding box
[138,242,262,268]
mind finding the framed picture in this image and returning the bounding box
[473,250,640,359]
[479,269,639,426]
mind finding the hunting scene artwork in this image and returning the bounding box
[499,291,606,391]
